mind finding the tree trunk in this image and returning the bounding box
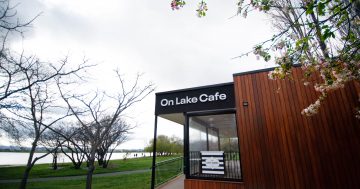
[74,162,82,169]
[52,153,58,170]
[102,160,108,168]
[73,153,84,169]
[310,12,329,59]
[85,149,96,189]
[71,159,81,169]
[52,149,58,170]
[19,141,37,189]
[85,161,95,189]
[60,146,81,169]
[103,150,114,168]
[19,165,32,189]
[97,152,105,166]
[97,158,103,166]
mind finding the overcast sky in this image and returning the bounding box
[2,0,276,149]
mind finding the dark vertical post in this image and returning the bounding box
[183,123,186,175]
[150,115,158,189]
[184,113,189,178]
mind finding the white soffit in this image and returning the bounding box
[159,113,185,125]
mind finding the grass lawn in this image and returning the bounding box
[0,172,151,189]
[0,156,176,180]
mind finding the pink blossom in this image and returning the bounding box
[171,0,185,10]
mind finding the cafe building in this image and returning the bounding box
[151,67,360,189]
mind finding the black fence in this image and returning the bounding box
[155,156,184,187]
[189,151,242,181]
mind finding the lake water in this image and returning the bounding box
[0,152,150,166]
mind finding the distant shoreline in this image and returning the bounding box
[0,150,144,153]
[0,152,151,166]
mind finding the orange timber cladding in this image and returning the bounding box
[184,67,360,189]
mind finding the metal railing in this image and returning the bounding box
[189,151,242,180]
[155,156,184,187]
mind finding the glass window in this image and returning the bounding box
[188,113,242,180]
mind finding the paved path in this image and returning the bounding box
[0,169,150,183]
[157,175,184,189]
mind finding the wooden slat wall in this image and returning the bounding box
[234,67,360,189]
[184,179,245,189]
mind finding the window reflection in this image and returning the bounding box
[188,113,242,180]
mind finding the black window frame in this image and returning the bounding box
[184,108,243,182]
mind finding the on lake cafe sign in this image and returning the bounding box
[155,83,235,115]
[160,92,227,107]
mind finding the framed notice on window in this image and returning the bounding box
[200,151,225,175]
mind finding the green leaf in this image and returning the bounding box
[254,45,262,50]
[317,2,326,16]
[334,6,341,14]
[308,22,314,28]
[263,5,270,11]
[264,54,271,62]
[321,28,334,42]
[306,2,315,15]
[295,37,309,50]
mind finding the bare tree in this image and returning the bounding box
[96,117,131,168]
[59,124,88,169]
[0,0,90,136]
[39,129,62,170]
[0,0,40,104]
[0,112,25,143]
[0,2,92,188]
[0,0,38,138]
[58,71,154,189]
[2,57,89,189]
[6,75,63,189]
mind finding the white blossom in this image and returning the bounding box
[302,99,321,116]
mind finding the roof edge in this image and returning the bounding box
[156,82,234,95]
[233,64,301,77]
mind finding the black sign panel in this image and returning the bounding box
[155,83,234,115]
